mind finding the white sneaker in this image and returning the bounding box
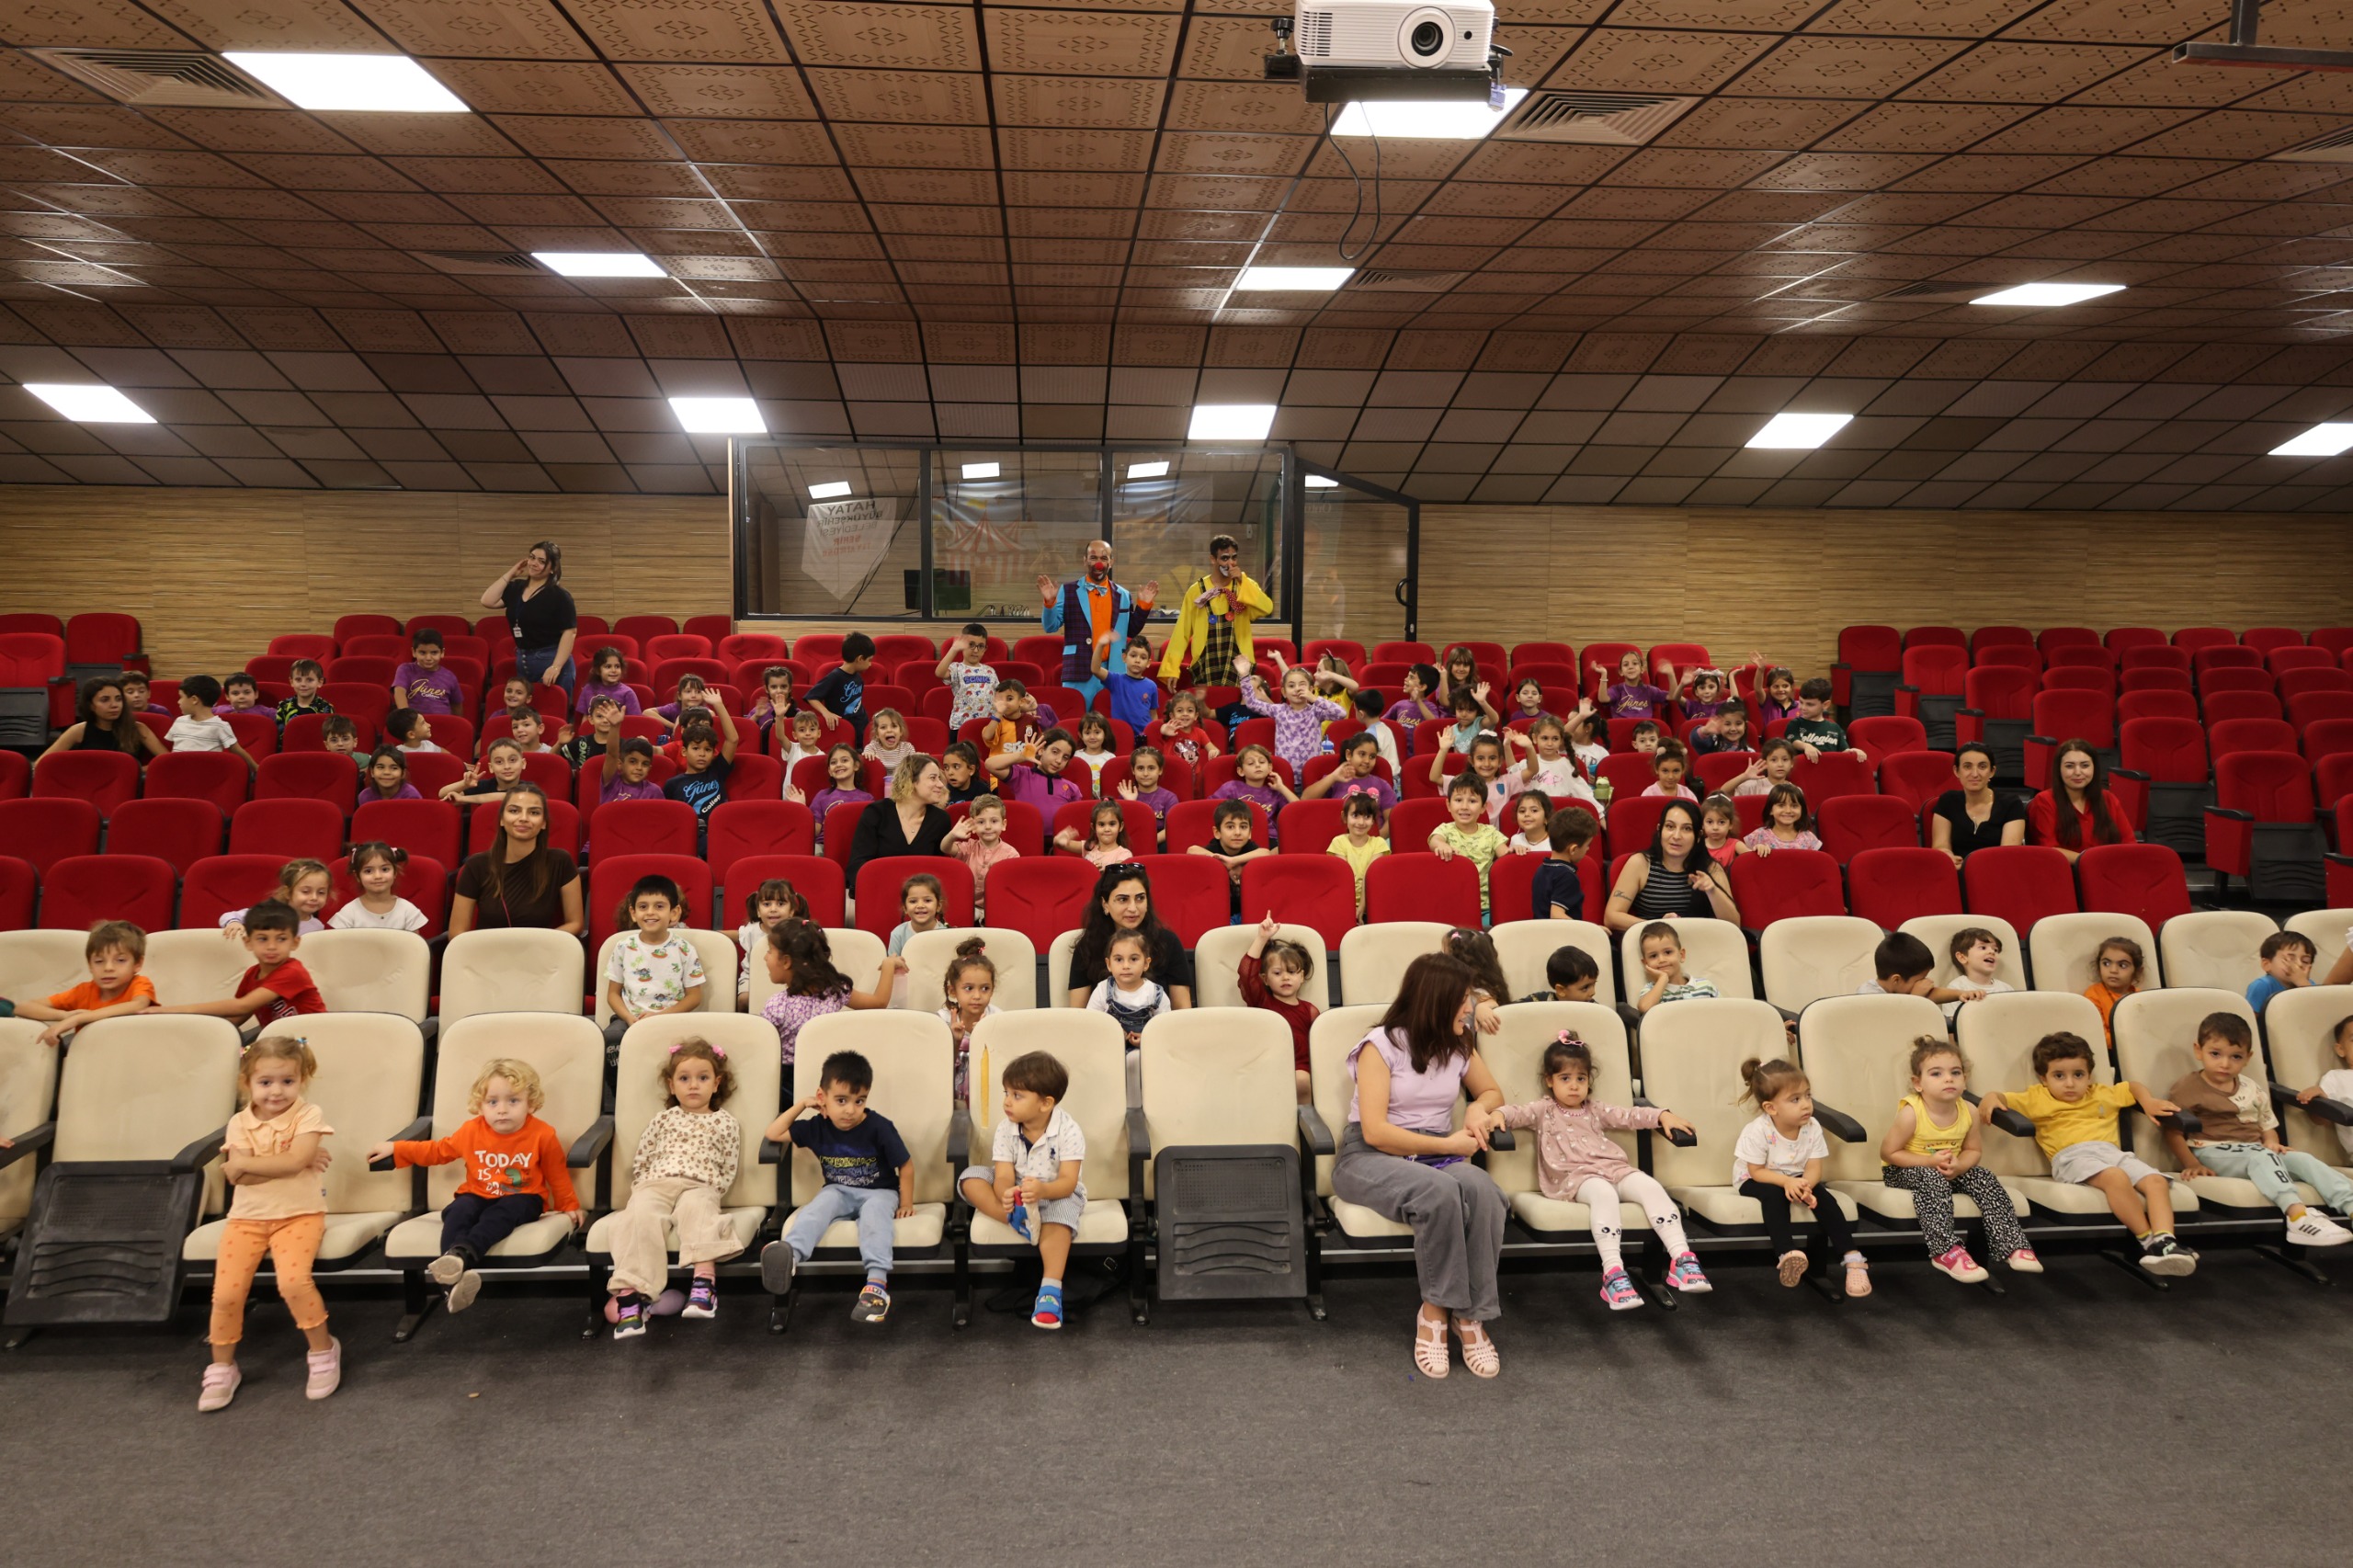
[2287,1210,2353,1247]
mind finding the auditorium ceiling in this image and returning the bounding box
[7,0,2353,508]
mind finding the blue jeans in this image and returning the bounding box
[517,642,575,702]
[783,1183,899,1275]
[2192,1142,2353,1213]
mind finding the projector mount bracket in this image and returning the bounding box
[1263,16,1510,104]
[2172,0,2353,71]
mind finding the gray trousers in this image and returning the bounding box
[1332,1122,1506,1322]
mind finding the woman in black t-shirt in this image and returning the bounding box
[39,676,163,764]
[1066,864,1194,1008]
[449,783,584,935]
[1931,742,2028,868]
[480,540,578,702]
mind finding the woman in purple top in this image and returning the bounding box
[574,645,642,718]
[1330,951,1508,1379]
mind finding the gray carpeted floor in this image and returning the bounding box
[4,1250,2345,1566]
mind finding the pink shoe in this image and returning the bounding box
[1929,1244,1988,1284]
[2006,1245,2043,1274]
[198,1362,240,1412]
[304,1336,342,1400]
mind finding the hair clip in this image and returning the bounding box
[667,1041,725,1059]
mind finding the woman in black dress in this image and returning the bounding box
[845,755,973,885]
[38,676,164,764]
[1930,743,2027,868]
[449,783,584,935]
[1066,863,1194,1009]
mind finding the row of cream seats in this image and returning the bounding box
[4,905,2338,1043]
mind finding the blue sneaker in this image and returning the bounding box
[1031,1279,1064,1330]
[1665,1251,1712,1293]
[1597,1267,1643,1312]
[1007,1197,1032,1241]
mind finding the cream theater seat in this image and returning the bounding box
[379,1012,608,1341]
[901,926,1037,1012]
[590,927,739,1028]
[1802,992,2031,1258]
[2157,910,2279,994]
[139,928,250,1017]
[772,1010,952,1330]
[955,1009,1131,1327]
[0,931,95,1017]
[2030,912,2159,994]
[184,1014,425,1273]
[1899,914,2026,993]
[1760,915,1883,1013]
[298,928,430,1025]
[1336,922,1449,1005]
[0,1019,61,1243]
[2260,984,2353,1180]
[584,1014,779,1331]
[439,928,587,1026]
[1193,921,1331,1011]
[1491,918,1614,1006]
[1618,918,1754,1002]
[2111,988,2309,1228]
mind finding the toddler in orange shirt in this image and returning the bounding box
[367,1057,582,1315]
[3,919,155,1047]
[201,1035,338,1411]
[2083,936,2144,1040]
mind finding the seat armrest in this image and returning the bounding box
[1631,1095,1698,1146]
[366,1115,434,1171]
[2204,807,2254,823]
[1811,1100,1867,1143]
[1126,1107,1152,1205]
[947,1104,972,1167]
[758,1137,788,1165]
[2278,1086,2353,1127]
[1615,1001,1644,1035]
[1987,1106,2037,1139]
[1767,999,1798,1025]
[1485,1127,1516,1152]
[2154,1109,2201,1136]
[171,1123,230,1174]
[2109,767,2149,783]
[416,1017,438,1050]
[567,1114,614,1166]
[0,1120,55,1169]
[1297,1103,1336,1156]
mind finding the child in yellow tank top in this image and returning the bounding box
[1878,1037,2036,1284]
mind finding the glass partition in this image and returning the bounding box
[733,439,1415,648]
[739,445,925,620]
[930,450,1104,620]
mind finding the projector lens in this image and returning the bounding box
[1409,19,1445,54]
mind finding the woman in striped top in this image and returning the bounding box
[1603,799,1740,932]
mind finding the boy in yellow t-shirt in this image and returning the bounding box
[1427,773,1507,920]
[1980,1029,2195,1277]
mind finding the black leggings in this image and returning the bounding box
[438,1192,547,1263]
[1740,1178,1856,1259]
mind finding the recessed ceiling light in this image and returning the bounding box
[23,383,153,424]
[668,397,763,434]
[1126,460,1170,479]
[223,52,468,113]
[1234,267,1354,291]
[1304,474,1340,489]
[2270,422,2353,458]
[960,461,1000,479]
[1188,405,1277,441]
[808,480,853,499]
[1332,89,1528,141]
[1971,282,2125,307]
[1747,412,1852,449]
[534,251,665,278]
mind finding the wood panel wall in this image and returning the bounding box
[0,485,728,676]
[1409,505,2353,680]
[2,484,2344,685]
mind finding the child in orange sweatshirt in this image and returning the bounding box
[367,1056,581,1313]
[2083,936,2144,1040]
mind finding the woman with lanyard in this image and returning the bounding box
[1064,863,1194,1009]
[1603,798,1740,932]
[480,540,578,703]
[844,754,972,886]
[1930,742,2027,869]
[449,783,584,936]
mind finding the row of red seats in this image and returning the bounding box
[0,833,2201,969]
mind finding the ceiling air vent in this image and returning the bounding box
[29,50,276,108]
[1346,269,1467,292]
[2274,125,2353,164]
[416,251,542,276]
[1494,90,1698,146]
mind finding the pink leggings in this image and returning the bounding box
[209,1213,327,1347]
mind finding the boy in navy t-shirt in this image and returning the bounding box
[760,1049,913,1324]
[805,631,874,744]
[1529,807,1597,921]
[660,709,740,850]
